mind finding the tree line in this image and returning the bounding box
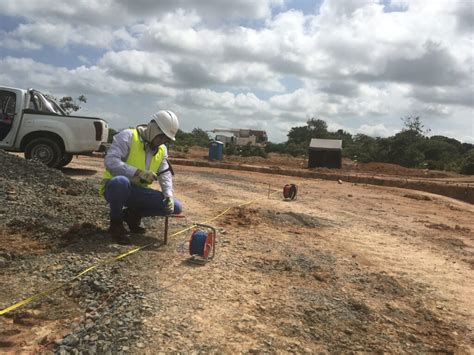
[266,116,474,174]
[106,116,473,175]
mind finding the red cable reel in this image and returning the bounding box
[189,224,216,263]
[283,184,298,200]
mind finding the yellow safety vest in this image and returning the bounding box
[100,128,165,195]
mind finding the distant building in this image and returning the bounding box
[308,138,342,169]
[215,134,234,145]
[211,129,267,147]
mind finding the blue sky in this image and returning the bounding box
[0,0,472,143]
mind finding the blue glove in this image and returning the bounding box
[163,197,174,215]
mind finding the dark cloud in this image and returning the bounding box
[319,80,360,97]
[115,0,276,22]
[454,1,474,33]
[171,60,281,91]
[412,86,474,108]
[171,61,217,88]
[353,41,466,87]
[103,68,162,84]
[382,41,465,86]
[269,58,310,77]
[222,42,310,77]
[4,0,277,27]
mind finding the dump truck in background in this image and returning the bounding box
[0,86,108,168]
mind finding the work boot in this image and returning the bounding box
[109,218,132,245]
[123,208,146,234]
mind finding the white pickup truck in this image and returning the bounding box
[0,86,108,168]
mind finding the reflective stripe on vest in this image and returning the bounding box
[100,129,165,195]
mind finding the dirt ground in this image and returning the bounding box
[175,146,470,180]
[1,153,473,353]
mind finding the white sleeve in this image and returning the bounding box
[104,129,138,178]
[158,146,173,198]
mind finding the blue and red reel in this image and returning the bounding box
[283,184,298,200]
[189,224,216,262]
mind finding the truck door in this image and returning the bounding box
[0,89,19,147]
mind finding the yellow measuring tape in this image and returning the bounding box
[0,190,280,316]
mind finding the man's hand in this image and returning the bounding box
[163,197,174,215]
[131,169,157,184]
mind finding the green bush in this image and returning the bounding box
[284,143,307,157]
[460,149,474,175]
[223,143,267,158]
[239,144,267,158]
[265,142,286,154]
[224,144,237,156]
[424,160,445,171]
[173,128,210,148]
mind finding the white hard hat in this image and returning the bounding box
[151,110,179,141]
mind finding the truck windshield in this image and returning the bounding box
[29,90,67,116]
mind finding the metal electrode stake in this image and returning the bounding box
[164,216,169,245]
[162,214,186,245]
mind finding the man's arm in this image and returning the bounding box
[104,129,138,178]
[158,146,173,198]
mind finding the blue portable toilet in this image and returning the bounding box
[209,140,224,161]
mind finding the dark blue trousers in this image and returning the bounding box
[104,176,182,219]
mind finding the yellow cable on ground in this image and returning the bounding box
[0,190,280,316]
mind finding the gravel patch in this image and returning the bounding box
[0,151,154,353]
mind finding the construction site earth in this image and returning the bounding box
[0,147,473,353]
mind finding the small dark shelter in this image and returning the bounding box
[308,138,342,169]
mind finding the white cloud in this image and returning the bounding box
[175,89,269,112]
[0,21,137,50]
[0,0,472,143]
[2,0,128,26]
[0,36,42,50]
[0,56,173,97]
[139,11,214,54]
[2,0,283,26]
[98,49,284,91]
[319,0,378,19]
[77,55,90,64]
[461,136,474,144]
[98,50,174,83]
[356,123,393,137]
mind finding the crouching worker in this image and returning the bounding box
[100,111,183,244]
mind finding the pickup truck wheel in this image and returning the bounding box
[58,153,73,167]
[24,138,62,168]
